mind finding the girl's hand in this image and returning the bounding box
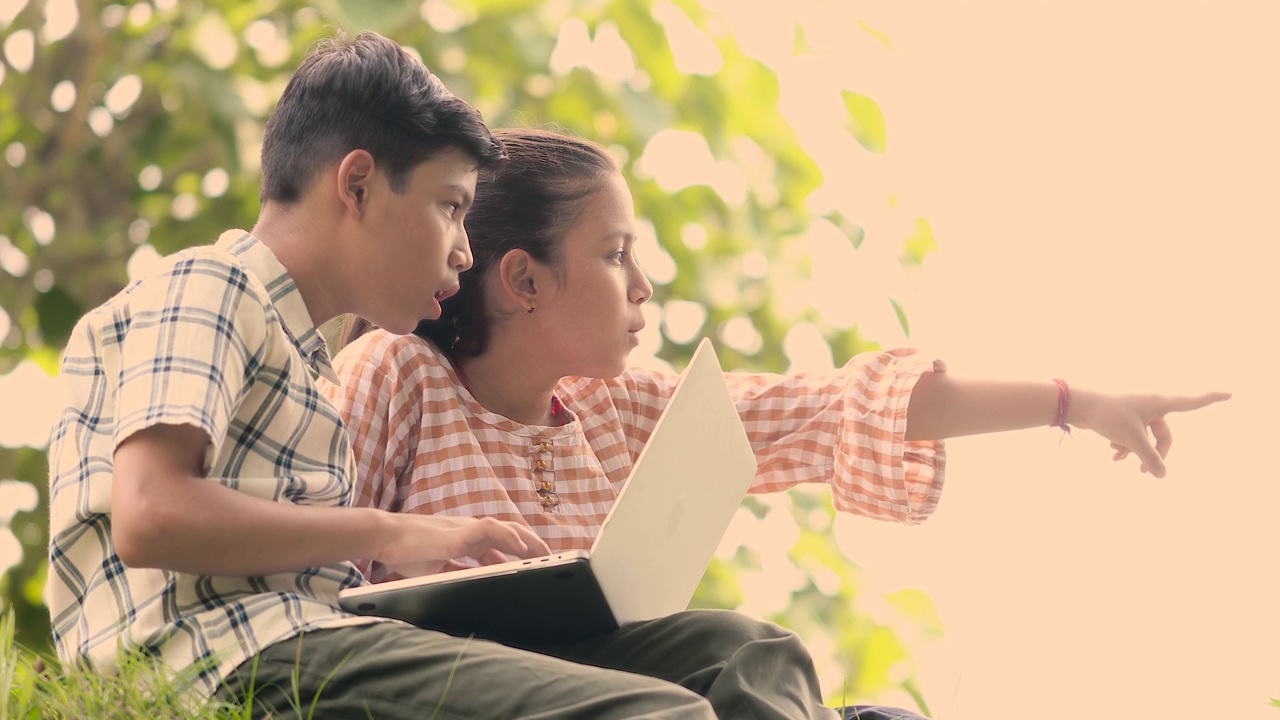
[1067,389,1231,478]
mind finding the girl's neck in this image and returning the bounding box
[454,348,564,427]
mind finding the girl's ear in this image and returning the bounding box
[496,249,546,312]
[337,150,375,218]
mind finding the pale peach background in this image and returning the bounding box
[808,2,1279,717]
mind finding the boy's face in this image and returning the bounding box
[359,148,478,335]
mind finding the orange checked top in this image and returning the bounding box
[321,330,947,583]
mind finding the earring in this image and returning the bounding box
[525,306,536,314]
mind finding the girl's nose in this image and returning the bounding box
[631,266,653,304]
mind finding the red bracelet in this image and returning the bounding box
[1051,378,1072,435]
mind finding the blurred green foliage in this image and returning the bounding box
[0,0,940,709]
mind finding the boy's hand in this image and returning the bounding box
[376,514,551,578]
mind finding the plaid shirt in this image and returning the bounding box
[323,331,947,583]
[47,231,381,698]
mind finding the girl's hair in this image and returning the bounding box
[342,127,619,354]
[260,31,503,205]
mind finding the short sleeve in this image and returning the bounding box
[114,253,267,470]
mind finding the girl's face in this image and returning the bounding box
[538,173,652,378]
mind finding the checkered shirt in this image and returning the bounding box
[323,330,947,583]
[46,231,382,698]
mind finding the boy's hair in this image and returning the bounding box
[259,31,504,203]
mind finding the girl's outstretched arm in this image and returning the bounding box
[903,372,1231,478]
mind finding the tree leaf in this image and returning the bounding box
[822,210,865,249]
[33,286,83,348]
[886,587,944,636]
[856,20,894,48]
[900,217,938,267]
[889,297,910,338]
[841,89,887,153]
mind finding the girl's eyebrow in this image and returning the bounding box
[599,230,635,243]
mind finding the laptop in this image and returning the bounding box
[338,337,758,648]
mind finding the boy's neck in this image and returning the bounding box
[251,202,348,331]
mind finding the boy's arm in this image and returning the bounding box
[904,372,1230,478]
[112,422,549,577]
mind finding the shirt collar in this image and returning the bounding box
[217,230,340,384]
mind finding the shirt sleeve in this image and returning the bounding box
[114,253,267,472]
[603,349,946,525]
[730,349,945,524]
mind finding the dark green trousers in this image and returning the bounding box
[215,609,843,719]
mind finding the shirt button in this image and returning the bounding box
[540,440,552,451]
[535,459,547,470]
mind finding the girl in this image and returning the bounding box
[321,128,1227,719]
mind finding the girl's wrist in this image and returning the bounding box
[1062,384,1096,430]
[1051,378,1071,432]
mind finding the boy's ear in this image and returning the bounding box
[337,150,376,217]
[496,249,543,310]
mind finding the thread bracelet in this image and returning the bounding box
[1051,377,1072,439]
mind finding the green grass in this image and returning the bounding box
[0,611,471,720]
[0,611,252,719]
